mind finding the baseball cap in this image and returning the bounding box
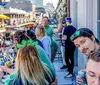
[65,17,72,22]
[62,20,66,24]
[70,28,99,43]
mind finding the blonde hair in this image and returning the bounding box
[37,25,46,37]
[15,45,54,85]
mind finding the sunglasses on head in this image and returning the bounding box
[71,31,80,41]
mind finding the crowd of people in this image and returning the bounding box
[0,16,62,84]
[0,15,99,85]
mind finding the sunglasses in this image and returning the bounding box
[71,30,81,41]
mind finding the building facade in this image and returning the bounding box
[45,2,55,12]
[5,0,33,12]
[70,0,100,70]
[0,0,10,2]
[56,0,67,19]
[32,0,43,7]
[0,7,34,28]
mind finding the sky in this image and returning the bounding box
[43,0,58,8]
[6,0,58,8]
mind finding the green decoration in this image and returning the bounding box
[17,39,38,49]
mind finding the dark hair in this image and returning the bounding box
[71,28,99,44]
[62,20,66,24]
[14,30,29,44]
[88,49,100,62]
[27,30,36,40]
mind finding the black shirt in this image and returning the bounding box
[63,25,76,47]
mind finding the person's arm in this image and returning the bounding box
[53,17,63,33]
[0,68,4,81]
[51,79,57,85]
[62,26,67,40]
[53,23,63,33]
[0,65,15,74]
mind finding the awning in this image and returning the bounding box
[0,27,6,32]
[0,14,10,19]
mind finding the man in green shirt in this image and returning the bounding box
[41,16,63,62]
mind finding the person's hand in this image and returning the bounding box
[0,65,8,72]
[0,68,4,80]
[76,76,84,85]
[0,65,14,74]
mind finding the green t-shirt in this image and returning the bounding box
[45,26,57,50]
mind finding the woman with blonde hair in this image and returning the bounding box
[35,25,51,59]
[0,30,55,76]
[5,45,57,85]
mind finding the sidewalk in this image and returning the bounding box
[53,61,77,85]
